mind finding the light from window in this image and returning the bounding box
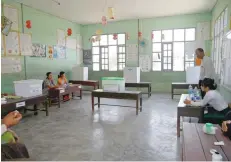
[100,35,108,46]
[108,46,117,71]
[108,34,117,45]
[152,31,161,42]
[185,28,195,41]
[162,43,172,70]
[93,55,99,62]
[92,47,99,54]
[173,42,184,71]
[224,8,228,27]
[220,12,224,31]
[162,30,173,42]
[152,43,161,52]
[152,62,161,71]
[92,36,99,46]
[174,29,184,41]
[93,63,99,71]
[118,34,125,45]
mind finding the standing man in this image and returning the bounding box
[195,48,216,98]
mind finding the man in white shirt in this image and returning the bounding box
[195,48,216,98]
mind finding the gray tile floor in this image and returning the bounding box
[13,93,182,161]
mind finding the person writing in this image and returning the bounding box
[57,71,68,88]
[195,48,216,98]
[184,78,230,119]
[42,72,58,95]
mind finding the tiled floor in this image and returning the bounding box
[13,93,182,161]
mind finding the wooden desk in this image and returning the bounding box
[172,82,198,99]
[182,123,231,161]
[69,80,99,90]
[125,82,151,97]
[177,94,203,137]
[91,89,142,115]
[1,94,48,118]
[48,84,82,108]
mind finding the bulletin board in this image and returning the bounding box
[1,57,21,74]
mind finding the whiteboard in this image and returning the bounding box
[57,29,65,46]
[3,4,19,31]
[20,33,32,56]
[66,37,77,49]
[1,57,21,74]
[186,66,201,84]
[5,31,20,55]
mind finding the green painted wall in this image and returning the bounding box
[82,13,212,92]
[211,0,231,102]
[1,0,81,93]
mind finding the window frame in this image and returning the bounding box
[152,27,196,72]
[91,33,126,71]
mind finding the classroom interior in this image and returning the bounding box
[1,0,231,161]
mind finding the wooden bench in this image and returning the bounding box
[125,82,151,97]
[1,94,48,117]
[48,84,82,108]
[182,123,231,161]
[69,80,99,90]
[171,82,198,99]
[91,89,142,115]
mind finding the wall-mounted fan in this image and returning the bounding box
[139,38,147,47]
[1,16,12,36]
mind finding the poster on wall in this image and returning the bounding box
[46,45,54,59]
[57,29,66,46]
[139,55,151,72]
[126,44,138,66]
[3,4,19,31]
[1,57,21,74]
[5,31,20,55]
[20,33,32,56]
[83,49,92,65]
[53,46,66,59]
[31,43,46,57]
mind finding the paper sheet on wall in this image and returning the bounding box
[20,33,32,56]
[139,55,151,72]
[126,44,138,65]
[185,42,196,61]
[53,46,66,59]
[5,31,20,55]
[1,57,21,74]
[31,43,46,57]
[197,22,210,41]
[66,37,77,49]
[57,29,65,46]
[3,5,19,31]
[77,34,82,49]
[1,36,5,55]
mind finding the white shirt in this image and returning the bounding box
[200,56,216,80]
[191,90,228,111]
[1,124,7,135]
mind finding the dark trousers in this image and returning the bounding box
[1,143,30,161]
[199,80,206,99]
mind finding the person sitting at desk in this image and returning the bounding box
[57,71,68,88]
[184,78,230,121]
[42,72,58,95]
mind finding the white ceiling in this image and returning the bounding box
[15,0,217,25]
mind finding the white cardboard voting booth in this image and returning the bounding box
[186,66,201,84]
[123,67,140,83]
[102,77,125,91]
[72,66,88,81]
[14,79,43,97]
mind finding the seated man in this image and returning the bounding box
[1,111,30,160]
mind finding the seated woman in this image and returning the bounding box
[57,71,68,88]
[184,78,230,122]
[42,72,58,95]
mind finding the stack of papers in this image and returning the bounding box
[1,98,7,104]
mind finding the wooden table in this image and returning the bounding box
[177,94,204,137]
[125,82,152,97]
[172,82,198,99]
[1,94,48,118]
[48,84,82,108]
[182,123,231,161]
[91,89,142,115]
[69,80,99,90]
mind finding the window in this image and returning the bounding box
[152,28,196,71]
[92,33,126,71]
[212,7,228,81]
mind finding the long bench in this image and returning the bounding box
[125,82,151,97]
[171,82,198,99]
[91,89,142,115]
